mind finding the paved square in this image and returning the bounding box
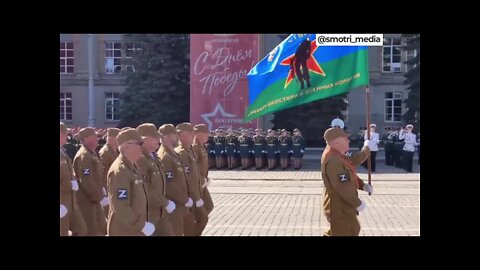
[203,164,420,236]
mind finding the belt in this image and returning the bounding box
[240,144,248,146]
[293,144,301,146]
[228,143,236,145]
[281,144,288,146]
[255,144,263,145]
[268,144,275,146]
[215,143,223,145]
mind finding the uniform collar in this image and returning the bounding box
[120,153,140,173]
[107,143,117,153]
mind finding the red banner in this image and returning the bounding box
[190,34,259,131]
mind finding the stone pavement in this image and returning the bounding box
[202,160,420,236]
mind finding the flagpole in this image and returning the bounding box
[365,85,372,196]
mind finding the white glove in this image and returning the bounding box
[71,180,79,191]
[185,197,193,208]
[356,200,366,212]
[220,150,224,154]
[102,187,107,196]
[202,178,209,188]
[100,197,110,207]
[60,204,68,218]
[204,177,213,188]
[196,199,204,207]
[300,150,305,153]
[142,222,155,236]
[364,140,370,147]
[363,183,373,194]
[165,200,176,214]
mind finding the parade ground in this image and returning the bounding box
[203,153,420,236]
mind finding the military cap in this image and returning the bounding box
[267,129,273,133]
[324,127,348,143]
[136,123,160,139]
[370,123,377,128]
[159,124,177,136]
[176,122,194,133]
[60,122,68,135]
[107,128,120,137]
[120,127,131,132]
[78,127,96,140]
[293,128,299,132]
[117,128,143,145]
[255,129,261,132]
[281,129,287,132]
[406,124,414,129]
[194,124,208,133]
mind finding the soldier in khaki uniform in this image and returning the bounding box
[136,123,175,236]
[175,123,209,236]
[192,124,214,216]
[321,128,373,236]
[73,128,109,236]
[107,128,155,236]
[157,124,194,236]
[98,128,120,218]
[60,122,86,236]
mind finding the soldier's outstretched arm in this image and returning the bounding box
[176,150,201,202]
[347,145,371,166]
[108,171,144,231]
[99,150,112,176]
[193,145,208,180]
[75,154,103,203]
[137,158,164,209]
[326,161,362,208]
[161,156,189,205]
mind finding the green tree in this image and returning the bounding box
[119,34,190,128]
[401,34,420,131]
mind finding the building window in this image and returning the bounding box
[60,42,74,74]
[385,92,403,122]
[60,92,72,121]
[382,38,402,73]
[105,42,122,74]
[125,43,140,72]
[405,49,417,72]
[105,92,120,121]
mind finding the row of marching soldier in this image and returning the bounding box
[60,122,214,236]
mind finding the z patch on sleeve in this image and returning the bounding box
[165,172,173,181]
[339,173,348,182]
[83,168,91,175]
[185,166,190,174]
[117,189,128,199]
